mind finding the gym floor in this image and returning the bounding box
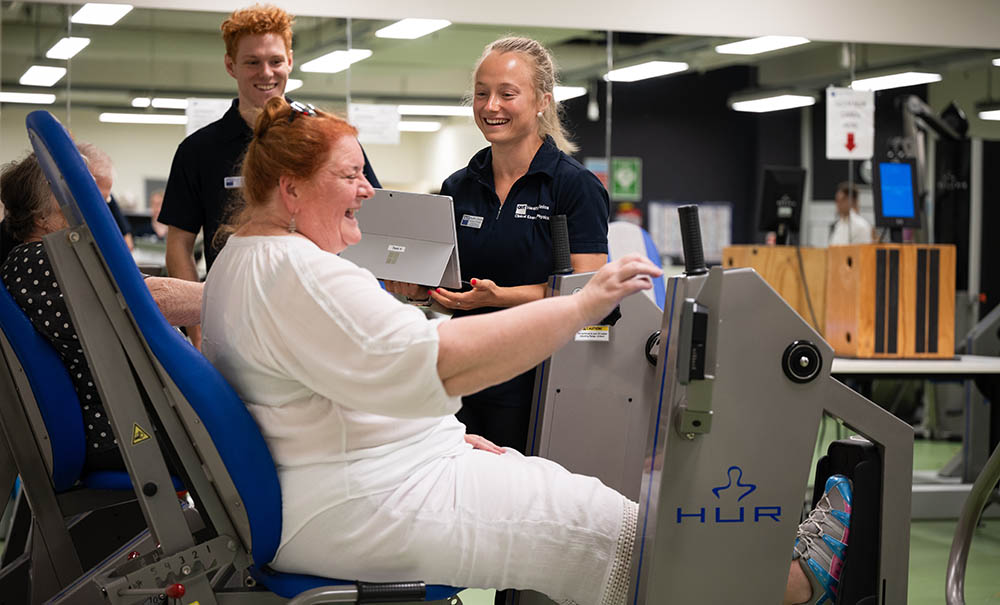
[457,426,1000,604]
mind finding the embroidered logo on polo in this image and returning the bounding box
[512,203,551,220]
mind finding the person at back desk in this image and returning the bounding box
[386,37,609,452]
[829,181,873,245]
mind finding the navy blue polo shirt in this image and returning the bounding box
[440,136,610,408]
[159,98,380,272]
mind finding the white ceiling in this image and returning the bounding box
[2,2,998,114]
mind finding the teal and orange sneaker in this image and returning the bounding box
[793,474,853,605]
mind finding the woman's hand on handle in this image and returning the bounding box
[575,254,662,325]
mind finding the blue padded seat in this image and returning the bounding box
[26,110,460,603]
[0,282,85,491]
[0,250,184,495]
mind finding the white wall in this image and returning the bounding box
[1,105,185,211]
[1,105,489,209]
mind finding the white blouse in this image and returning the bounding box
[202,235,466,543]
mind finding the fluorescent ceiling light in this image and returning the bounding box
[554,86,587,102]
[286,78,304,92]
[151,97,188,109]
[398,121,442,132]
[99,112,187,125]
[71,3,133,25]
[46,37,91,60]
[300,49,372,73]
[19,66,67,87]
[132,97,188,109]
[715,35,810,55]
[731,94,815,113]
[398,104,471,117]
[375,18,451,39]
[993,58,1000,67]
[605,61,688,83]
[980,110,1000,121]
[850,71,942,91]
[0,92,57,104]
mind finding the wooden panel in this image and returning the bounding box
[824,244,955,358]
[723,245,826,335]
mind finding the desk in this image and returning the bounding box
[832,355,1000,376]
[831,355,1000,519]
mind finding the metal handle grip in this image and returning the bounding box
[550,214,573,275]
[677,205,708,275]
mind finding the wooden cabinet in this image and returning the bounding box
[824,244,955,358]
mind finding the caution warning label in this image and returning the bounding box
[131,423,151,445]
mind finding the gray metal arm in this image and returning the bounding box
[946,440,1000,605]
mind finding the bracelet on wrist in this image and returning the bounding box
[405,296,433,307]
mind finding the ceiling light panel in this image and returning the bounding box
[71,3,133,26]
[132,97,151,107]
[731,94,815,113]
[398,104,471,116]
[0,92,57,105]
[286,78,304,92]
[151,97,188,109]
[605,61,688,83]
[99,113,187,125]
[375,18,451,39]
[46,37,91,60]
[554,86,587,102]
[19,66,67,87]
[715,36,810,55]
[300,49,372,73]
[979,110,1000,121]
[850,71,942,91]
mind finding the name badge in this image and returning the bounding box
[460,214,484,229]
[514,204,527,218]
[223,176,243,189]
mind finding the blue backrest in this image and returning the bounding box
[0,282,85,491]
[26,110,283,566]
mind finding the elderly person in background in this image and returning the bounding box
[0,152,203,472]
[77,142,135,251]
[201,97,849,605]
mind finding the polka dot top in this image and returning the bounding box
[1,241,119,459]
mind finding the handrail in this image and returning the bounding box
[945,440,1000,604]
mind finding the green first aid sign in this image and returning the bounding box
[611,157,642,201]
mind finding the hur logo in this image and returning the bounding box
[676,465,782,524]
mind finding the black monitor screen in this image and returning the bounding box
[874,159,921,229]
[758,166,806,234]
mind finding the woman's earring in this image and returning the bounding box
[537,110,543,117]
[288,213,297,233]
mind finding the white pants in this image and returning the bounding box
[271,448,634,605]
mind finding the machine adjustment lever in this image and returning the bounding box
[677,299,709,384]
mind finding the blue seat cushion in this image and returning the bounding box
[249,566,461,601]
[82,471,184,492]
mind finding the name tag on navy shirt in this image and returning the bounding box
[460,214,484,229]
[223,176,243,189]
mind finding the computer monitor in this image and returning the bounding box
[758,166,806,245]
[873,159,921,235]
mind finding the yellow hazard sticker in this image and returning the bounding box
[574,325,610,342]
[131,423,151,445]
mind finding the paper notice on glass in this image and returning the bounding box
[185,98,233,136]
[826,87,874,160]
[349,103,401,145]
